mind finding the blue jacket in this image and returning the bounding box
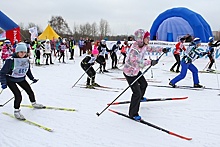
[0,53,34,85]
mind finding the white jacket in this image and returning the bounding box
[44,43,51,54]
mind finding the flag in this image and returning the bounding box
[28,27,38,41]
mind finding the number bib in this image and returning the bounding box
[11,58,29,78]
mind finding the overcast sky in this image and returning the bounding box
[1,0,219,35]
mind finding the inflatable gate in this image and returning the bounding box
[0,11,20,43]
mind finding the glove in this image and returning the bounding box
[32,79,39,83]
[162,47,170,53]
[151,60,158,66]
[200,52,207,56]
[1,84,7,89]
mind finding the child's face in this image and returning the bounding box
[144,37,150,45]
[17,51,27,58]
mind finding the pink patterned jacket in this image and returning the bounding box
[1,45,13,60]
[123,42,151,76]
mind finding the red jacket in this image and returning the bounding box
[174,42,186,55]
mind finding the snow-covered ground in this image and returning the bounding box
[0,48,220,147]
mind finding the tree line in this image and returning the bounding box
[17,16,131,42]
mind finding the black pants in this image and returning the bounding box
[97,55,106,71]
[35,50,41,63]
[111,52,117,68]
[124,71,148,117]
[121,53,126,64]
[45,53,53,64]
[7,80,35,109]
[170,54,181,71]
[208,55,215,69]
[58,52,65,62]
[81,63,96,85]
[70,49,74,59]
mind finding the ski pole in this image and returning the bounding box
[0,89,3,94]
[96,52,166,117]
[0,82,34,107]
[71,65,93,88]
[203,61,210,71]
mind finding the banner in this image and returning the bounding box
[6,27,21,43]
[28,27,38,41]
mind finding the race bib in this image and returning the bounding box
[11,58,29,78]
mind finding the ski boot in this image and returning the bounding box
[133,115,141,121]
[92,83,101,87]
[14,109,25,120]
[86,85,95,89]
[32,102,46,109]
[140,97,147,102]
[169,82,177,88]
[194,84,204,88]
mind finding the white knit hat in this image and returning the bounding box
[15,42,27,53]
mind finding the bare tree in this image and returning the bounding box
[85,22,92,36]
[91,22,98,38]
[79,24,86,37]
[99,19,110,38]
[48,16,72,35]
[26,22,42,33]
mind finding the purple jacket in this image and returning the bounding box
[123,42,151,76]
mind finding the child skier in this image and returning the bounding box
[123,29,159,121]
[97,40,110,73]
[110,40,121,69]
[58,40,68,63]
[81,48,102,88]
[206,37,220,72]
[169,38,207,88]
[0,42,45,120]
[44,39,54,65]
[170,37,186,73]
[1,40,13,63]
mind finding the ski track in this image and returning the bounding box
[0,51,220,146]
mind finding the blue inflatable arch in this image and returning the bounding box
[150,7,212,42]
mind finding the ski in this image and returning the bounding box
[78,84,124,90]
[111,77,162,83]
[149,85,204,91]
[108,109,192,141]
[108,96,188,105]
[199,70,220,74]
[20,105,76,112]
[78,86,119,92]
[2,112,53,132]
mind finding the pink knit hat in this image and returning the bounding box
[92,49,99,55]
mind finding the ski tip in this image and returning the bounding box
[172,96,188,100]
[108,109,117,113]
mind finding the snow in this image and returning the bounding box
[1,48,220,147]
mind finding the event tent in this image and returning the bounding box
[38,25,60,40]
[150,7,213,42]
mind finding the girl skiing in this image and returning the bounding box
[123,29,158,120]
[206,37,220,72]
[44,39,54,65]
[169,38,207,88]
[0,42,45,120]
[1,40,13,64]
[81,48,102,88]
[97,40,110,73]
[110,40,121,69]
[170,37,186,73]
